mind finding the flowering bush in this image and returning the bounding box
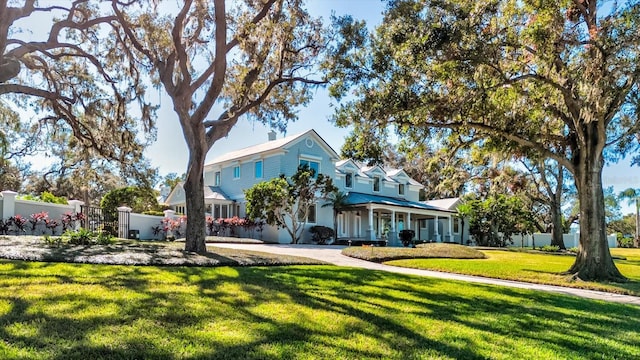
[8,215,27,234]
[29,212,49,234]
[206,215,217,236]
[0,219,9,235]
[61,212,84,232]
[45,219,60,235]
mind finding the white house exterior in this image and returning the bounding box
[166,129,462,245]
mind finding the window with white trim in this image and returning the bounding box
[233,166,240,179]
[373,176,380,192]
[299,159,320,178]
[398,183,405,196]
[345,172,353,188]
[214,171,221,186]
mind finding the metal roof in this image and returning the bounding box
[343,192,453,212]
[205,129,338,166]
[204,186,231,201]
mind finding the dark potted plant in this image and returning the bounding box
[399,229,415,247]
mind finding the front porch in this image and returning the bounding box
[335,192,459,247]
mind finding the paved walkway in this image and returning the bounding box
[212,243,640,306]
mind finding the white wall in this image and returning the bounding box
[129,213,165,240]
[510,233,618,248]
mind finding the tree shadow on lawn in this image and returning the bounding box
[201,267,640,359]
[0,239,324,267]
[1,263,639,359]
[520,268,640,295]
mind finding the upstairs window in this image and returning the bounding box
[233,166,241,179]
[255,160,263,179]
[373,176,380,192]
[345,172,353,188]
[398,183,405,196]
[214,171,221,186]
[299,159,320,178]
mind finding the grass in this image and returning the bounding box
[385,248,640,295]
[342,243,486,262]
[0,260,638,359]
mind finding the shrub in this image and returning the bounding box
[45,219,60,235]
[143,210,166,217]
[29,212,49,234]
[8,215,27,234]
[42,234,62,247]
[95,231,114,245]
[0,219,9,235]
[567,247,579,254]
[618,237,635,248]
[399,230,416,247]
[40,191,68,204]
[309,225,334,245]
[63,228,94,245]
[539,245,560,252]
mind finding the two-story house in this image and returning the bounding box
[166,129,465,245]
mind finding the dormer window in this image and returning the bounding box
[345,172,353,188]
[214,171,221,186]
[373,176,380,192]
[398,183,405,196]
[233,166,241,179]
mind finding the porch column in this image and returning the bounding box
[447,215,453,242]
[367,204,375,240]
[434,215,440,242]
[389,210,398,246]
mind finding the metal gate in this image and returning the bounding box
[80,205,119,236]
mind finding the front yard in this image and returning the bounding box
[0,260,638,359]
[382,248,640,295]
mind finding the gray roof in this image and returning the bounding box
[422,198,461,211]
[343,192,453,212]
[204,186,231,201]
[206,129,338,166]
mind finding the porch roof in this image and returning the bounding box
[204,186,231,201]
[343,192,454,213]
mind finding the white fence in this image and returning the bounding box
[510,232,618,248]
[1,190,83,234]
[1,190,165,240]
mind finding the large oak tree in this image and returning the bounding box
[110,0,329,252]
[329,0,640,280]
[1,1,155,192]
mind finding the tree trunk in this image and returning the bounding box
[567,132,625,281]
[635,198,639,248]
[549,201,566,249]
[549,165,566,249]
[183,140,208,254]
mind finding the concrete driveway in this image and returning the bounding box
[211,243,640,306]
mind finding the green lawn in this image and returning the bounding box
[385,248,640,295]
[0,260,639,359]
